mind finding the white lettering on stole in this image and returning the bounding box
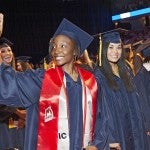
[44,106,53,122]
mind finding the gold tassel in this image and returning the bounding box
[43,57,48,70]
[8,118,14,128]
[98,33,102,66]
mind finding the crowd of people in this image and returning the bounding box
[0,13,149,150]
[112,0,150,15]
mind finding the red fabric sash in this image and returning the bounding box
[37,66,98,150]
[77,67,98,142]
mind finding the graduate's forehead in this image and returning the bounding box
[51,35,76,48]
[52,35,74,43]
[109,43,122,46]
[0,45,12,52]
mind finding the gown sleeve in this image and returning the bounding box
[0,63,45,108]
[91,67,110,149]
[133,67,150,131]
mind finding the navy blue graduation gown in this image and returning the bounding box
[0,104,25,150]
[0,122,17,149]
[0,64,44,150]
[133,66,150,149]
[0,64,101,150]
[93,68,148,150]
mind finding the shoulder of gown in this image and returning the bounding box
[0,63,45,108]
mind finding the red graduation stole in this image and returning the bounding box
[37,66,98,150]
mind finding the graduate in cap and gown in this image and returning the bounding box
[0,37,26,150]
[133,39,150,149]
[0,18,102,150]
[93,30,149,150]
[16,56,33,72]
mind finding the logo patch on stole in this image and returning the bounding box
[44,106,54,122]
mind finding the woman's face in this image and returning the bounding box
[107,42,122,64]
[51,35,76,67]
[0,46,13,65]
[16,62,23,72]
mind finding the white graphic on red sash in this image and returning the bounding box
[44,106,53,122]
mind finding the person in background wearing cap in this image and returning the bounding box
[123,44,135,75]
[93,31,149,150]
[39,54,53,70]
[0,18,102,150]
[132,50,144,75]
[0,37,26,150]
[16,56,33,72]
[133,39,150,149]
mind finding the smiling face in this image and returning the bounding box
[0,45,13,65]
[107,42,122,64]
[50,35,77,69]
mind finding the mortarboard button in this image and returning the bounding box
[52,18,94,55]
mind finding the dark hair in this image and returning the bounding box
[100,42,133,91]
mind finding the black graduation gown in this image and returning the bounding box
[93,68,148,150]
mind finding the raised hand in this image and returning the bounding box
[0,13,4,37]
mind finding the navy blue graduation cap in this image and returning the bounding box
[16,56,32,63]
[101,29,124,43]
[93,28,127,66]
[136,39,150,57]
[52,18,94,55]
[0,37,13,48]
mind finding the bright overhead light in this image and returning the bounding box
[112,7,150,21]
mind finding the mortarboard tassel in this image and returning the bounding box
[98,33,102,66]
[44,57,48,70]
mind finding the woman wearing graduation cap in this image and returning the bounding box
[16,56,33,72]
[0,37,26,150]
[0,18,101,150]
[93,31,149,150]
